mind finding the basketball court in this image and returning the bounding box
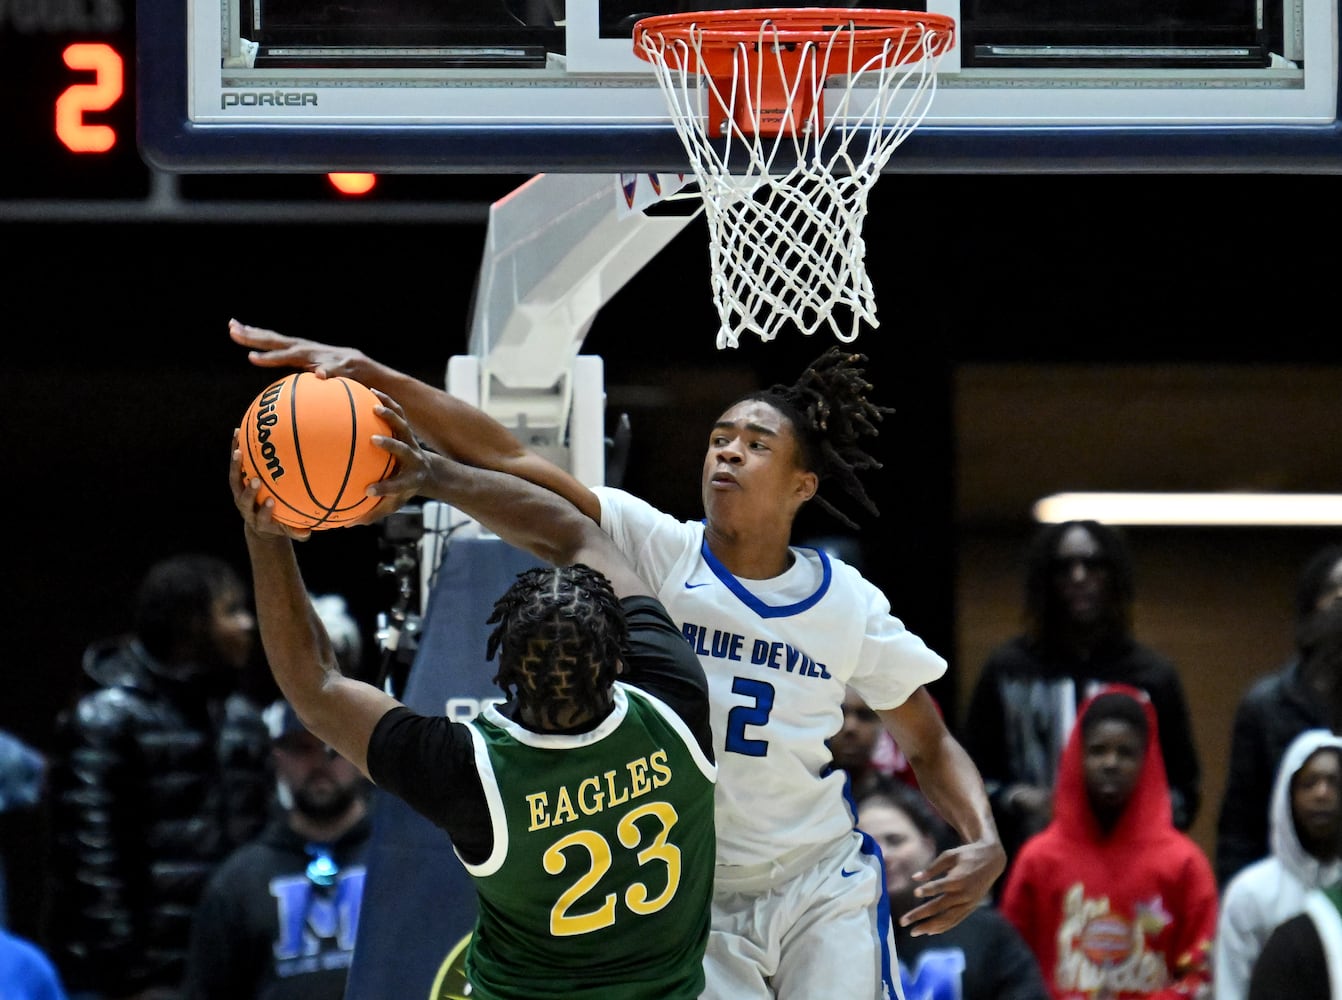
[134,3,1342,995]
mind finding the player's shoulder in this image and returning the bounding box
[591,485,651,514]
[620,597,707,675]
[594,485,693,528]
[801,544,882,599]
[620,594,680,632]
[595,487,704,575]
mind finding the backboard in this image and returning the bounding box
[138,1,1342,172]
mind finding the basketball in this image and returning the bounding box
[237,372,396,531]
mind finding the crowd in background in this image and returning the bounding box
[838,524,1342,998]
[5,522,1342,998]
[0,555,373,1000]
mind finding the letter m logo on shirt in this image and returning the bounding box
[900,948,968,1000]
[270,868,367,957]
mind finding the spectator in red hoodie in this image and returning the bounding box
[1001,685,1216,1000]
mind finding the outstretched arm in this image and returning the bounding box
[232,450,396,779]
[880,688,1006,935]
[368,393,648,599]
[229,318,601,522]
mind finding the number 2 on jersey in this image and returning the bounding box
[725,677,775,757]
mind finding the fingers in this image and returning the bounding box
[368,433,414,470]
[247,488,312,541]
[228,318,283,348]
[896,844,1004,937]
[365,438,422,503]
[898,894,980,937]
[228,317,285,341]
[231,458,267,528]
[369,396,420,478]
[231,460,264,524]
[371,392,410,429]
[900,881,975,935]
[227,317,315,372]
[230,430,311,541]
[372,394,406,422]
[228,431,247,504]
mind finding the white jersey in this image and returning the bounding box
[594,486,947,868]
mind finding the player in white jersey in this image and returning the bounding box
[229,320,1006,1000]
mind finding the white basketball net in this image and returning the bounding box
[637,15,952,349]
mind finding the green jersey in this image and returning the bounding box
[462,682,716,1000]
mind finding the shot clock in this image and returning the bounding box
[2,0,150,200]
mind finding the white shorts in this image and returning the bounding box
[700,830,900,1000]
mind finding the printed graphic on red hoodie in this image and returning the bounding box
[1001,684,1216,1000]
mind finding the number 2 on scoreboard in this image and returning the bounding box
[56,43,124,154]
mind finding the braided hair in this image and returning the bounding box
[486,563,628,730]
[736,347,893,529]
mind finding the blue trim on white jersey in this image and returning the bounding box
[699,537,833,619]
[859,826,900,1000]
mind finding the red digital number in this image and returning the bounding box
[56,42,124,153]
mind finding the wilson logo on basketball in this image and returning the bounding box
[253,382,286,481]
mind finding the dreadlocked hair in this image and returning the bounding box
[739,347,893,529]
[486,563,628,730]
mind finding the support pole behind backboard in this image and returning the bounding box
[443,172,697,532]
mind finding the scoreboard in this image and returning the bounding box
[0,2,522,213]
[1,0,150,200]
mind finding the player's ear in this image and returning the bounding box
[795,469,818,505]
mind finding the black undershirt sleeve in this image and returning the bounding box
[615,596,714,760]
[367,707,494,863]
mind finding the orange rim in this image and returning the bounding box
[633,8,956,71]
[633,8,955,138]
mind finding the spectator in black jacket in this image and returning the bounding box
[1217,542,1342,888]
[961,520,1201,887]
[46,553,273,999]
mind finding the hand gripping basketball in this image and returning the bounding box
[237,372,397,530]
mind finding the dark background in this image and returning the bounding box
[6,168,1342,943]
[8,167,1338,747]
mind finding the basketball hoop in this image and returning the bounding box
[633,8,956,349]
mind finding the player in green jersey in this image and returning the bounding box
[228,395,716,1000]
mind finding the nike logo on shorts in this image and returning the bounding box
[684,582,710,589]
[841,868,860,877]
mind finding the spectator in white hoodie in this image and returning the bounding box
[1214,728,1342,1000]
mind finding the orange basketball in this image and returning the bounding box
[237,372,396,531]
